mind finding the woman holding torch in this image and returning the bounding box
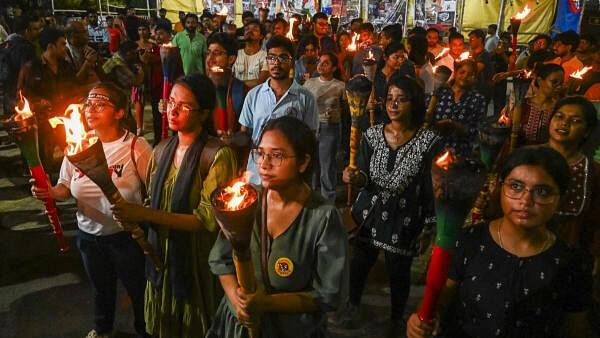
[111,74,238,338]
[31,83,152,338]
[407,147,595,338]
[206,116,348,338]
[333,75,441,337]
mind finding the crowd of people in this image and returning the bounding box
[1,3,599,338]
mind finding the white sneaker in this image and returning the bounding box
[85,329,110,338]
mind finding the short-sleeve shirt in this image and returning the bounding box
[172,31,207,75]
[58,132,152,236]
[232,48,268,81]
[303,77,346,123]
[549,56,583,83]
[447,224,592,338]
[239,79,318,185]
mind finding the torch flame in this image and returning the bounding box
[569,66,592,79]
[513,5,532,20]
[367,50,374,59]
[458,51,471,61]
[497,109,511,126]
[435,48,449,60]
[161,42,174,48]
[210,66,224,73]
[523,69,532,78]
[435,150,454,171]
[286,18,297,40]
[218,6,228,16]
[221,172,253,211]
[432,65,439,73]
[14,92,34,121]
[347,33,359,52]
[49,104,98,155]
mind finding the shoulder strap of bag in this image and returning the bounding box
[198,137,226,180]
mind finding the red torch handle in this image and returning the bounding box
[418,245,452,323]
[30,164,69,253]
[161,78,171,140]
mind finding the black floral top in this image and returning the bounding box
[446,224,592,338]
[430,87,487,157]
[351,125,441,255]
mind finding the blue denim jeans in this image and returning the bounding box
[316,122,339,202]
[76,230,149,337]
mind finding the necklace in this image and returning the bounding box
[497,220,551,254]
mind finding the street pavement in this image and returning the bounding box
[0,108,429,338]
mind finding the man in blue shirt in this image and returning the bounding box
[239,36,318,185]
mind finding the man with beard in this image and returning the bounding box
[22,27,81,171]
[238,35,318,185]
[65,20,104,85]
[549,30,583,83]
[172,13,207,75]
[232,20,269,88]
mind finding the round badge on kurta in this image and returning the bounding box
[274,257,294,277]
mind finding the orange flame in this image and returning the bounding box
[367,50,374,60]
[458,51,471,61]
[435,47,449,60]
[569,66,592,79]
[523,69,532,78]
[435,150,454,170]
[347,33,359,52]
[210,66,224,73]
[49,104,98,155]
[286,18,297,40]
[432,65,439,73]
[497,109,510,126]
[513,4,532,20]
[217,6,228,16]
[14,92,33,121]
[161,42,174,48]
[220,172,253,211]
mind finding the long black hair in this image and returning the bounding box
[175,74,217,135]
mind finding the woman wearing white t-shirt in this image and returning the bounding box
[31,83,152,338]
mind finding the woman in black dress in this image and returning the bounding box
[333,75,441,337]
[407,146,595,338]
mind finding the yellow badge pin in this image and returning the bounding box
[274,257,294,277]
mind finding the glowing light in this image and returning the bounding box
[432,66,439,73]
[569,66,592,79]
[286,18,297,40]
[497,110,510,126]
[219,172,253,211]
[523,70,532,78]
[210,66,224,73]
[161,42,174,48]
[513,5,532,20]
[14,92,33,121]
[458,52,471,61]
[435,48,449,60]
[49,104,98,155]
[347,33,359,52]
[435,150,454,171]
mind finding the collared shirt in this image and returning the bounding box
[239,79,318,184]
[172,30,207,75]
[87,24,109,43]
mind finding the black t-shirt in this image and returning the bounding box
[446,223,592,338]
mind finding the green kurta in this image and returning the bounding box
[207,191,349,338]
[145,147,238,338]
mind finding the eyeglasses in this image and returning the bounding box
[83,100,115,111]
[552,112,585,126]
[266,54,292,64]
[166,99,198,114]
[386,97,411,107]
[501,179,558,205]
[251,149,295,166]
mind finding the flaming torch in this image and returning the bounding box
[211,175,260,338]
[286,17,297,41]
[418,150,485,323]
[49,105,162,270]
[346,33,359,52]
[4,94,69,253]
[363,50,378,127]
[509,5,532,70]
[160,42,180,140]
[568,66,593,95]
[345,75,372,206]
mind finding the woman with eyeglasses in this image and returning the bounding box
[429,59,486,158]
[407,146,594,338]
[111,74,238,338]
[332,75,441,337]
[512,63,565,146]
[31,83,153,338]
[206,116,348,338]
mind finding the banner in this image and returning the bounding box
[414,0,456,28]
[367,0,408,32]
[553,0,583,33]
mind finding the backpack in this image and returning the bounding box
[0,40,13,89]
